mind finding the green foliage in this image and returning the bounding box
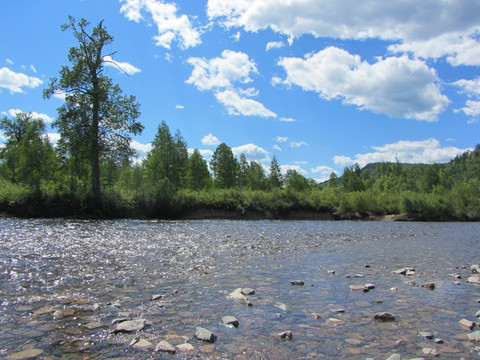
[210,143,238,189]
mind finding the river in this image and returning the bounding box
[0,218,479,359]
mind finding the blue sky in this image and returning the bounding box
[1,0,480,182]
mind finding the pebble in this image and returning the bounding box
[176,343,195,352]
[349,285,368,292]
[373,312,395,322]
[422,347,439,356]
[155,340,176,354]
[222,316,239,328]
[195,327,217,343]
[418,331,434,339]
[131,338,154,350]
[467,331,480,342]
[113,319,148,333]
[364,283,375,290]
[459,318,475,330]
[326,318,343,325]
[327,270,335,275]
[278,331,293,340]
[434,338,444,344]
[421,282,435,290]
[290,280,304,286]
[150,294,162,301]
[311,313,322,319]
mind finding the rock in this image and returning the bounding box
[6,349,44,360]
[150,294,162,301]
[364,283,375,290]
[418,331,434,339]
[390,287,398,291]
[227,288,248,300]
[406,270,416,276]
[131,338,154,350]
[84,322,104,330]
[53,308,76,318]
[391,267,414,275]
[311,313,322,319]
[422,347,439,356]
[476,310,480,318]
[406,280,416,286]
[327,270,335,275]
[353,274,364,278]
[278,331,293,340]
[364,264,371,268]
[349,285,368,292]
[468,331,480,342]
[472,265,480,273]
[373,312,395,321]
[241,288,255,295]
[326,318,343,326]
[222,316,239,328]
[385,354,401,360]
[195,327,216,343]
[156,340,176,354]
[334,308,346,313]
[421,282,435,290]
[275,302,288,311]
[113,319,148,333]
[468,275,480,284]
[176,343,195,352]
[345,338,363,345]
[434,338,444,344]
[200,344,215,353]
[290,280,304,286]
[33,306,55,315]
[459,318,475,330]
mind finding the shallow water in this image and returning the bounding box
[0,218,479,359]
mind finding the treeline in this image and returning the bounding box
[1,111,479,220]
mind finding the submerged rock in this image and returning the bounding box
[418,331,434,339]
[113,319,148,333]
[373,312,395,321]
[349,285,368,292]
[326,318,343,326]
[195,327,217,343]
[241,288,255,295]
[422,347,440,356]
[6,349,44,360]
[176,343,195,352]
[131,338,154,350]
[227,288,248,300]
[391,267,415,275]
[290,280,305,286]
[421,282,435,290]
[156,340,176,354]
[468,331,480,342]
[468,275,480,284]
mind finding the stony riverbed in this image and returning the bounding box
[0,218,479,359]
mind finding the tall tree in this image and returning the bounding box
[210,143,238,189]
[186,149,212,190]
[43,16,143,201]
[268,155,283,189]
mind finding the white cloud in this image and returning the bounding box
[186,50,257,91]
[333,138,472,167]
[311,165,334,175]
[47,133,61,145]
[198,149,214,158]
[120,0,201,49]
[280,164,307,176]
[175,104,184,109]
[278,47,449,121]
[131,139,152,155]
[279,117,295,122]
[6,59,13,65]
[202,133,220,146]
[266,41,285,51]
[30,64,36,73]
[207,0,480,66]
[453,77,480,119]
[215,90,277,117]
[232,143,270,162]
[273,144,282,151]
[275,136,288,143]
[7,109,53,123]
[104,55,141,75]
[290,141,307,147]
[232,31,241,42]
[0,67,43,93]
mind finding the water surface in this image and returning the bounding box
[0,219,479,359]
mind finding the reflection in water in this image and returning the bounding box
[0,218,479,359]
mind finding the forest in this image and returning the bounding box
[1,17,479,221]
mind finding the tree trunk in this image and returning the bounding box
[91,94,101,203]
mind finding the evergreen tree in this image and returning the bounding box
[210,143,238,189]
[186,149,212,190]
[268,155,283,189]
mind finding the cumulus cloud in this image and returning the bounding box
[273,144,282,151]
[279,117,295,122]
[215,90,277,117]
[104,55,141,75]
[175,104,184,109]
[232,143,270,162]
[0,67,43,93]
[198,149,214,159]
[186,50,257,90]
[131,139,153,155]
[47,133,61,145]
[207,0,480,66]
[202,133,220,146]
[120,0,201,49]
[266,41,285,51]
[311,165,334,175]
[275,136,288,143]
[333,138,472,167]
[6,109,53,123]
[453,77,480,118]
[277,47,449,121]
[186,50,277,118]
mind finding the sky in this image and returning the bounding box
[1,0,480,182]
